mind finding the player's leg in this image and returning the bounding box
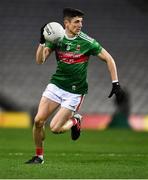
[61,94,84,140]
[33,96,59,147]
[25,96,59,164]
[50,107,82,140]
[26,83,63,164]
[50,107,73,133]
[50,93,84,140]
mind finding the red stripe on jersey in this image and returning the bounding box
[61,56,88,64]
[57,51,89,64]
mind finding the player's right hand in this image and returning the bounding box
[39,24,46,44]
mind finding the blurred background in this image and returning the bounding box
[0,0,148,130]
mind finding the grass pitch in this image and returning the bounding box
[0,128,148,179]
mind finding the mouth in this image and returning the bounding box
[76,28,81,32]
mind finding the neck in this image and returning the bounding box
[65,29,77,38]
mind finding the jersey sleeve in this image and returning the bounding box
[45,40,56,50]
[89,40,103,56]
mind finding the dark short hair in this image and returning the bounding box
[63,8,84,19]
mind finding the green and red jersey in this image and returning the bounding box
[45,31,102,94]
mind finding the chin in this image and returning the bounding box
[75,31,81,35]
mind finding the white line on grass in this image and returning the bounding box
[9,152,23,156]
[59,153,148,157]
[97,153,148,157]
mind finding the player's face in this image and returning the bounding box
[65,16,83,36]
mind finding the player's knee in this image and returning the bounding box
[34,116,45,128]
[34,120,44,128]
[50,126,61,134]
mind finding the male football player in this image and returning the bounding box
[26,8,124,164]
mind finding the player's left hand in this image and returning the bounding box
[108,82,125,102]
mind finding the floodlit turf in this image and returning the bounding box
[0,128,148,179]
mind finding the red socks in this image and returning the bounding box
[36,147,43,156]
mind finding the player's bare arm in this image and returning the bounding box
[36,45,52,64]
[98,48,118,82]
[98,48,124,99]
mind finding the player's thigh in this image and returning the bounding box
[50,107,73,130]
[35,96,60,122]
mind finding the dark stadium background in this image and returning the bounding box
[1,0,148,114]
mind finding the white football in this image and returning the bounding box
[43,22,65,43]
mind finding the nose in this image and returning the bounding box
[79,22,82,28]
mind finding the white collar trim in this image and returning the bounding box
[64,30,79,40]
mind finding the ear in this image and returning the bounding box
[64,19,68,25]
[64,19,69,28]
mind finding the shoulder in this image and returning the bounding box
[79,32,102,49]
[78,32,95,44]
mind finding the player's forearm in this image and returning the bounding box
[106,57,118,82]
[36,44,45,64]
[98,48,118,82]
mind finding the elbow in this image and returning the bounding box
[106,56,115,65]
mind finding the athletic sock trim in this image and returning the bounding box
[72,118,77,126]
